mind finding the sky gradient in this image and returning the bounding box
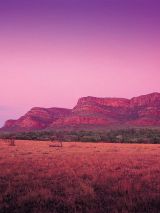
[0,0,160,126]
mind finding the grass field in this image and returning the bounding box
[0,140,160,213]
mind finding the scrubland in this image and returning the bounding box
[0,140,160,213]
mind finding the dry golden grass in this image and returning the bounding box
[0,140,160,213]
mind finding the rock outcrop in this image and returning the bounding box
[1,93,160,132]
[1,107,71,131]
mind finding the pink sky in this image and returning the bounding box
[0,0,160,126]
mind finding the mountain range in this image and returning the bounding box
[1,92,160,132]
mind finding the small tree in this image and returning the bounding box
[56,132,64,147]
[9,138,16,146]
[49,133,63,147]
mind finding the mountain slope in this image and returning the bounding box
[1,93,160,132]
[1,107,71,131]
[50,93,160,129]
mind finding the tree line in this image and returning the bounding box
[0,128,160,144]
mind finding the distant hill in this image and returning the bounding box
[1,107,71,132]
[1,92,160,132]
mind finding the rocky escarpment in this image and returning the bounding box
[50,93,160,128]
[1,93,160,132]
[1,107,71,131]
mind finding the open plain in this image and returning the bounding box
[0,140,160,213]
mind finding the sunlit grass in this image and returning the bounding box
[0,140,160,213]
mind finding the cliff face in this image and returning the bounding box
[1,107,71,131]
[1,93,160,132]
[130,93,160,107]
[127,93,160,126]
[50,93,160,128]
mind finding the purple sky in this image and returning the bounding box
[0,0,160,126]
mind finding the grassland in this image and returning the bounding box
[0,140,160,213]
